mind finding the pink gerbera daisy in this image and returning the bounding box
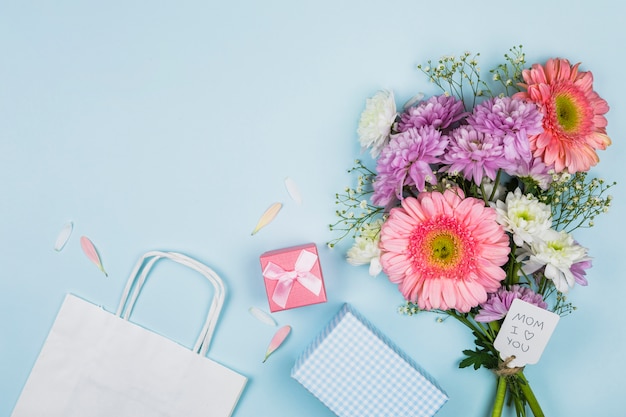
[379,189,510,312]
[514,58,611,173]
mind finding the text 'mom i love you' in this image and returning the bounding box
[494,298,560,368]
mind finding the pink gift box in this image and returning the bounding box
[260,243,327,312]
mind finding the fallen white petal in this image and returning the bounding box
[54,222,74,252]
[249,306,277,326]
[284,177,302,205]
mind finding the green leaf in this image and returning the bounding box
[459,347,495,370]
[459,336,499,371]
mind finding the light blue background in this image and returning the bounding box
[1,1,625,416]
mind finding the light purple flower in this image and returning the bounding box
[468,97,543,166]
[441,125,505,185]
[372,126,448,206]
[397,95,466,133]
[571,259,592,286]
[475,285,548,323]
[510,157,554,190]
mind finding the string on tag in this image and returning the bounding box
[493,356,524,377]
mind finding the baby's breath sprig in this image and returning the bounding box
[417,51,489,110]
[328,159,384,248]
[488,45,526,97]
[552,292,577,317]
[537,275,577,317]
[417,46,528,110]
[540,171,616,232]
[398,302,422,316]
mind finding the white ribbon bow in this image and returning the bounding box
[262,249,322,308]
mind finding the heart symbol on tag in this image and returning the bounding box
[524,330,535,340]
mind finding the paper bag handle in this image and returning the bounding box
[116,251,225,357]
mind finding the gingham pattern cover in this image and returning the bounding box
[291,304,448,417]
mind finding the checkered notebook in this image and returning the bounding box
[291,304,448,417]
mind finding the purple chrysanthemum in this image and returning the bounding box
[441,125,505,185]
[372,126,448,206]
[510,156,554,190]
[397,95,467,133]
[475,285,548,323]
[571,259,592,286]
[468,97,543,166]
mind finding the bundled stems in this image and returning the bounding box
[518,373,544,417]
[444,310,545,417]
[492,370,545,417]
[491,376,507,417]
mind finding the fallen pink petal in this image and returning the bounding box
[263,325,291,363]
[80,236,108,276]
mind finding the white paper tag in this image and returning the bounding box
[493,298,560,368]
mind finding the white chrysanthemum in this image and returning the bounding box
[346,220,383,276]
[522,229,588,292]
[493,188,552,246]
[357,90,397,158]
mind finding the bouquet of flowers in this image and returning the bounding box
[329,46,616,416]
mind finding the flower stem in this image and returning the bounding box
[445,311,488,339]
[489,169,503,201]
[518,372,545,417]
[491,376,507,417]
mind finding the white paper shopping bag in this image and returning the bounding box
[11,251,247,417]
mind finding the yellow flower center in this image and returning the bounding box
[517,210,534,222]
[548,240,565,251]
[427,232,460,268]
[555,93,581,133]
